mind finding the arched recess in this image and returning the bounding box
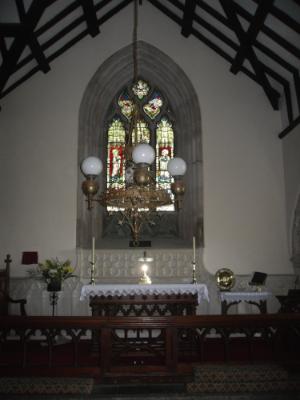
[77,41,203,248]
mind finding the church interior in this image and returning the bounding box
[0,0,300,398]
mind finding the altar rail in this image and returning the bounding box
[0,314,299,382]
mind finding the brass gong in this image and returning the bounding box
[215,268,235,291]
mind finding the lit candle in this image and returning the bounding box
[193,236,196,264]
[92,236,95,265]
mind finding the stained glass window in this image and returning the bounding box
[107,119,126,189]
[132,80,150,99]
[106,80,175,211]
[156,118,174,211]
[118,90,134,120]
[143,91,163,119]
[132,119,150,144]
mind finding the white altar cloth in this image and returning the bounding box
[219,291,272,302]
[80,283,209,304]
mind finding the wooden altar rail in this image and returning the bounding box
[0,314,299,381]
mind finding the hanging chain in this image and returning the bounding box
[133,0,138,83]
[126,0,139,148]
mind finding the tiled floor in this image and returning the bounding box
[1,394,300,400]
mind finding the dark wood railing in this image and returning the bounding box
[0,314,299,381]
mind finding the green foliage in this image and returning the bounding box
[28,258,75,285]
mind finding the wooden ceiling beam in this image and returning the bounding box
[193,0,297,120]
[0,36,7,58]
[230,0,274,74]
[231,1,300,60]
[12,0,126,73]
[252,0,300,34]
[220,0,279,110]
[153,0,288,98]
[0,0,50,94]
[16,0,26,20]
[196,0,300,59]
[279,115,300,139]
[1,0,132,99]
[27,34,50,73]
[264,66,293,124]
[169,0,238,49]
[0,23,26,37]
[150,0,261,85]
[181,0,196,37]
[16,0,50,75]
[80,0,100,37]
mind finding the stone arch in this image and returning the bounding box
[77,41,203,248]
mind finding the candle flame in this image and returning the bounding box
[141,264,148,273]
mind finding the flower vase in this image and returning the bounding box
[47,280,62,292]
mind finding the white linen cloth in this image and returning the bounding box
[80,283,209,305]
[219,291,272,302]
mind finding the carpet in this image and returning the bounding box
[187,363,300,394]
[0,377,94,395]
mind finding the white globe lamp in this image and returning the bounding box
[81,157,103,176]
[167,157,187,176]
[132,143,155,165]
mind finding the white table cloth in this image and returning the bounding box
[80,283,209,305]
[219,291,272,302]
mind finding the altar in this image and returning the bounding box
[80,283,209,316]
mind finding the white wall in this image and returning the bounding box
[0,2,292,278]
[282,124,300,251]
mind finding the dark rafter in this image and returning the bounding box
[153,0,262,86]
[230,0,274,74]
[0,0,51,93]
[16,0,26,19]
[0,0,298,137]
[0,23,25,36]
[230,0,300,60]
[181,0,196,37]
[219,0,279,110]
[279,115,300,139]
[16,0,50,74]
[252,0,300,34]
[0,36,7,58]
[27,34,51,73]
[196,0,300,60]
[194,0,299,124]
[0,0,132,99]
[162,0,298,134]
[80,0,100,37]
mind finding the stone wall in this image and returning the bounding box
[9,248,296,316]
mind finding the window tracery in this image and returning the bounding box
[106,79,175,212]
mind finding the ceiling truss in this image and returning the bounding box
[0,0,299,138]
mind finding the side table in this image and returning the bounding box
[220,291,272,314]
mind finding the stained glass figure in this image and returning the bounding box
[118,90,134,120]
[110,146,123,181]
[132,80,150,99]
[107,119,125,190]
[156,118,174,211]
[143,91,163,119]
[132,119,150,144]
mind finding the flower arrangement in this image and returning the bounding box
[28,258,75,291]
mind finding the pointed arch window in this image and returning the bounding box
[106,79,175,212]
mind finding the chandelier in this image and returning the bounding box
[80,0,187,245]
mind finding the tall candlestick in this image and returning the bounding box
[193,236,196,263]
[90,236,96,285]
[92,237,95,265]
